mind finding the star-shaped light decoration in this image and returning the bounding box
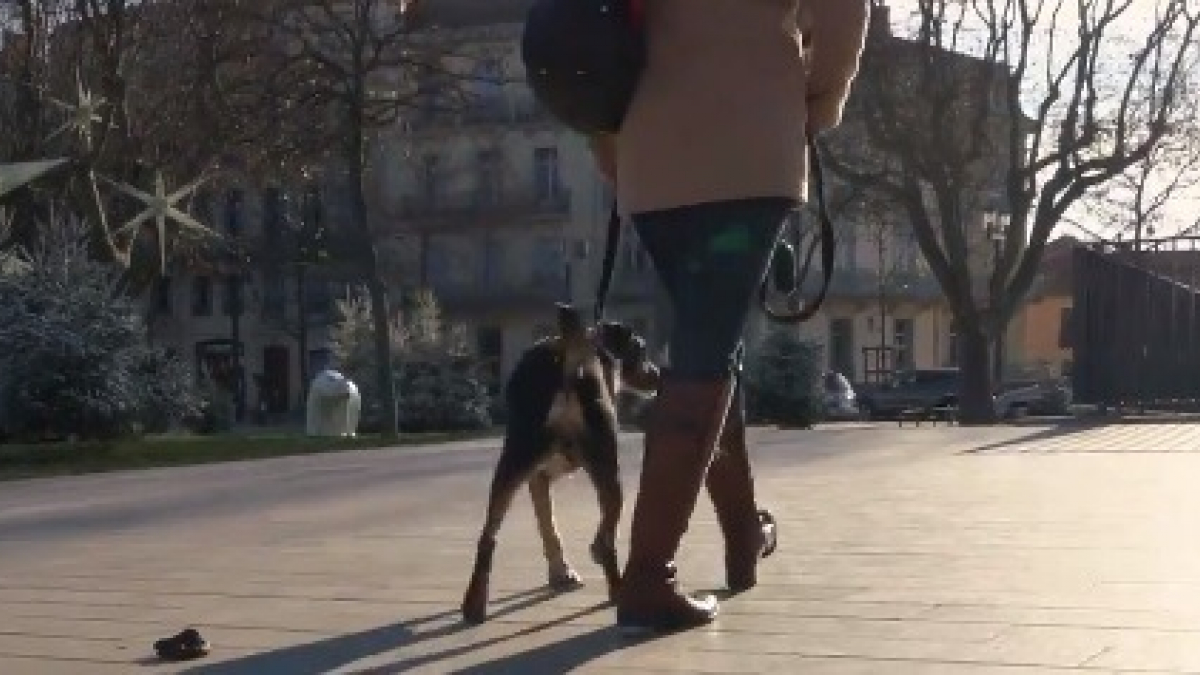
[0,158,70,198]
[45,71,105,147]
[100,171,214,271]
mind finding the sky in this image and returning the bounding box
[883,0,1200,241]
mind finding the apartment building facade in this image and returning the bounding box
[370,1,660,382]
[146,183,350,422]
[149,0,1028,414]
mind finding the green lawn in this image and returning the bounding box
[0,429,502,482]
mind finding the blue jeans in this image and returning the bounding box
[633,198,795,381]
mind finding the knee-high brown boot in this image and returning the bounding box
[616,377,735,634]
[706,388,777,593]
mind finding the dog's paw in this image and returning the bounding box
[606,579,622,604]
[461,596,487,625]
[461,579,489,625]
[548,568,584,593]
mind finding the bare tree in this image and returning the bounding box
[1077,78,1200,244]
[234,0,467,438]
[0,0,278,275]
[823,0,1200,423]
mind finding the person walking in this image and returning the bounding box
[590,0,871,634]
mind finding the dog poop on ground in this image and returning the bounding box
[153,627,210,661]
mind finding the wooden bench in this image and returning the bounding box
[896,405,958,427]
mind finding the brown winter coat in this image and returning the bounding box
[591,0,870,215]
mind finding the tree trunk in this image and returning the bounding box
[366,275,399,438]
[957,322,997,425]
[345,107,399,439]
[296,264,309,409]
[419,231,429,286]
[229,274,244,423]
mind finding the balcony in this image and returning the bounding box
[609,268,658,303]
[427,275,569,312]
[793,269,945,304]
[398,187,572,232]
[405,100,553,131]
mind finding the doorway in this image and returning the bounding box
[262,344,290,415]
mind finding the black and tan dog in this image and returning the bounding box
[461,304,660,624]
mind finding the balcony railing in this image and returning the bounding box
[398,187,571,231]
[406,100,553,130]
[424,275,569,310]
[793,269,944,302]
[609,267,658,302]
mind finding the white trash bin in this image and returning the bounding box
[305,369,362,437]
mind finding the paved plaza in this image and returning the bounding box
[4,422,1200,673]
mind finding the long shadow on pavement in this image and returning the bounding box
[342,602,619,674]
[345,589,747,673]
[959,421,1101,454]
[174,587,566,675]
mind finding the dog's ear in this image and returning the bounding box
[556,303,586,339]
[554,302,595,374]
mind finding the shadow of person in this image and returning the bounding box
[173,587,558,675]
[447,624,632,675]
[337,602,627,674]
[959,421,1097,454]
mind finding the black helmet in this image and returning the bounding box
[521,0,646,136]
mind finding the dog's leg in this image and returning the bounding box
[586,444,624,603]
[461,453,528,625]
[530,469,584,592]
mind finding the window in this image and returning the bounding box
[427,240,453,288]
[222,276,244,316]
[192,276,213,316]
[531,237,565,285]
[420,154,442,206]
[415,68,439,121]
[946,325,959,366]
[475,149,503,206]
[308,348,333,378]
[893,317,914,370]
[477,325,504,383]
[298,185,327,262]
[532,147,561,201]
[895,227,918,273]
[154,278,173,315]
[225,189,243,237]
[838,222,858,271]
[303,278,332,316]
[262,187,283,242]
[481,237,505,285]
[828,317,855,377]
[472,58,505,110]
[191,191,210,230]
[262,273,286,318]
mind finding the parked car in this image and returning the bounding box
[994,381,1040,419]
[822,371,860,420]
[856,368,961,419]
[997,378,1074,418]
[857,367,1058,420]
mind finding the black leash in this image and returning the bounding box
[591,136,835,326]
[592,202,623,325]
[758,136,837,324]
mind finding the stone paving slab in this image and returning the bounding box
[4,423,1200,673]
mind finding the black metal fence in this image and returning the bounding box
[1072,237,1200,409]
